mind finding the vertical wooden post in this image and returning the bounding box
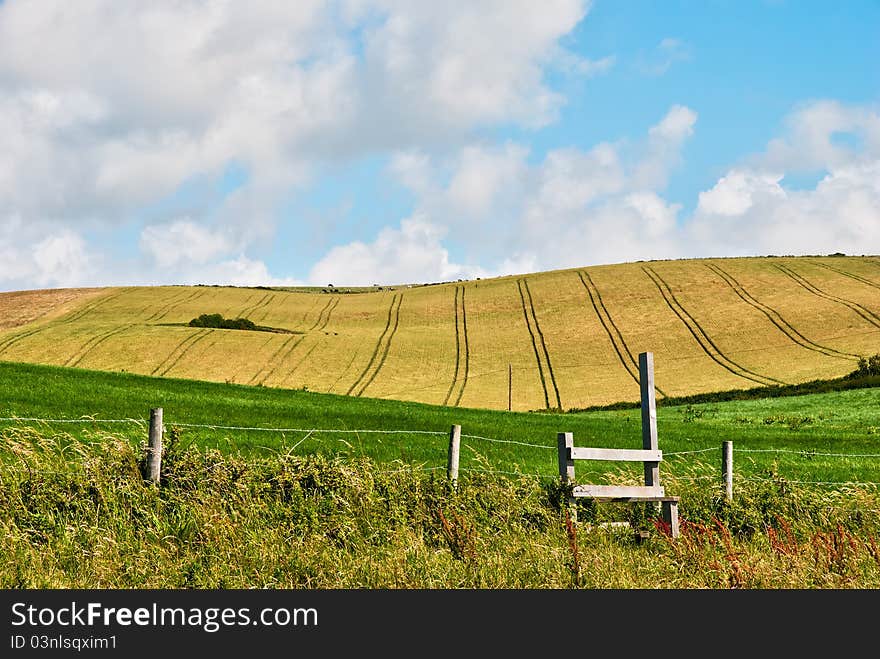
[508,363,512,412]
[557,432,575,484]
[662,501,680,540]
[638,352,659,488]
[722,441,733,502]
[447,424,461,486]
[557,432,576,522]
[148,407,163,485]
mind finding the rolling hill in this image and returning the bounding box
[1,255,878,411]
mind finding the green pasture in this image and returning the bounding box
[1,361,879,488]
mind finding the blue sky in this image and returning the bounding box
[0,0,878,290]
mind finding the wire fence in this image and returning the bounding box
[2,415,880,489]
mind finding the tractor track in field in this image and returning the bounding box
[252,334,308,385]
[309,299,336,331]
[773,263,880,328]
[347,293,403,397]
[328,349,361,394]
[706,263,860,361]
[153,290,209,323]
[443,285,471,407]
[283,341,321,385]
[577,271,667,398]
[255,294,278,323]
[810,260,880,292]
[315,298,339,331]
[151,329,213,376]
[298,297,323,330]
[250,298,338,385]
[522,280,562,409]
[642,266,786,387]
[146,290,196,321]
[0,288,130,357]
[517,279,562,410]
[357,294,403,397]
[237,292,273,319]
[64,325,132,367]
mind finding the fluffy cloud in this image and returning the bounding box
[308,215,486,285]
[314,106,695,282]
[0,227,94,290]
[0,0,592,290]
[314,99,880,285]
[691,102,880,256]
[139,220,236,269]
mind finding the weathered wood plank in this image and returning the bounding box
[148,407,163,485]
[639,352,660,489]
[662,500,680,539]
[572,484,665,499]
[569,447,662,462]
[722,440,733,501]
[557,432,574,484]
[447,424,461,486]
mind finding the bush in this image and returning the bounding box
[848,353,880,379]
[188,314,257,331]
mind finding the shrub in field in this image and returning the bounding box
[188,313,257,331]
[848,354,880,379]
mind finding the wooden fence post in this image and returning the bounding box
[148,407,163,485]
[557,432,576,522]
[557,432,574,484]
[638,353,661,515]
[447,424,461,486]
[722,441,733,502]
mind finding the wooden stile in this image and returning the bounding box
[556,352,680,539]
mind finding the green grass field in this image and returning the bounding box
[1,255,878,411]
[2,360,880,588]
[2,360,879,488]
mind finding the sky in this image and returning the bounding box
[0,0,878,291]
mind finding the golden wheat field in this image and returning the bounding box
[0,255,878,411]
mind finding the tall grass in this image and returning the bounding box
[3,426,880,588]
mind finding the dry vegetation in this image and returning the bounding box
[3,427,879,588]
[0,255,878,410]
[0,287,104,330]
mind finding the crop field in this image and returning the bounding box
[0,255,878,411]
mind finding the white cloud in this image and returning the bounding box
[308,215,484,285]
[140,219,235,269]
[632,104,698,189]
[0,225,94,290]
[317,105,695,283]
[316,99,880,285]
[688,101,880,257]
[193,256,302,288]
[446,144,530,217]
[638,37,692,76]
[759,100,880,172]
[0,0,592,290]
[697,170,786,217]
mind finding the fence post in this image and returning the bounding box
[722,441,733,502]
[447,424,461,487]
[148,407,163,485]
[508,363,512,412]
[638,353,661,518]
[557,432,574,484]
[557,432,576,522]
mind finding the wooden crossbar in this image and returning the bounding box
[569,447,662,462]
[572,484,665,499]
